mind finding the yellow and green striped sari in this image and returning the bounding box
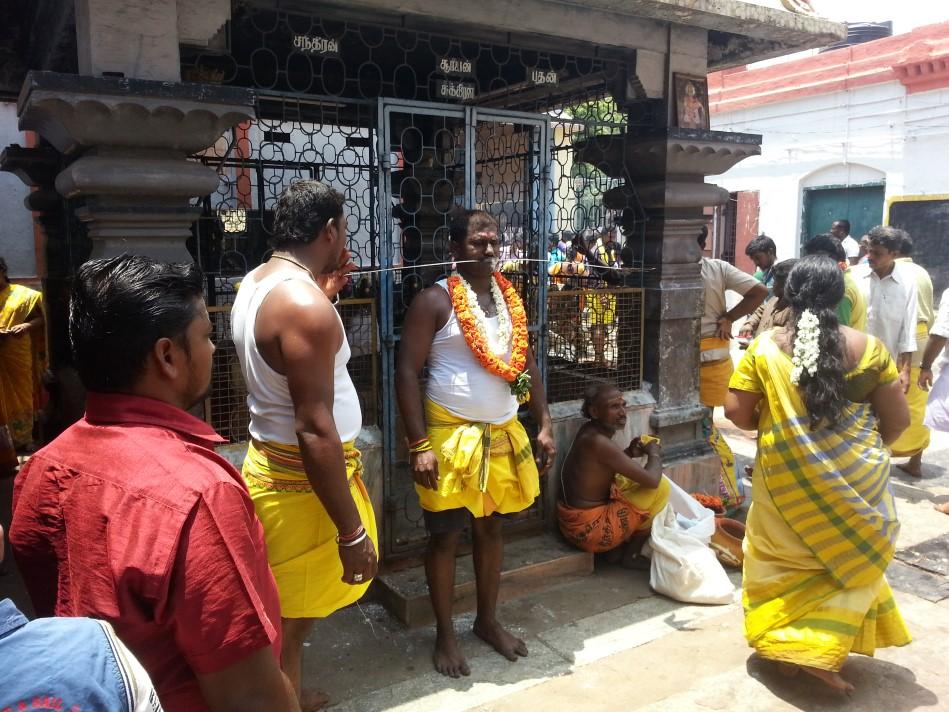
[730,332,911,671]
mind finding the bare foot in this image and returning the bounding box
[776,662,800,678]
[473,617,528,662]
[300,689,330,711]
[897,453,923,478]
[798,665,855,693]
[433,630,470,678]
[896,462,922,477]
[935,501,949,515]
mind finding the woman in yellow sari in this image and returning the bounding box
[0,257,45,475]
[725,256,912,693]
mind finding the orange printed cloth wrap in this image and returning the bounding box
[557,483,648,553]
[558,474,671,553]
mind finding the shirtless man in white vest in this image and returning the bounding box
[396,210,556,678]
[231,181,376,710]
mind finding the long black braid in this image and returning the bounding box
[783,256,847,429]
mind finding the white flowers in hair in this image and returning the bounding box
[790,309,821,385]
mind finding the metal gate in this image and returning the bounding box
[377,99,550,557]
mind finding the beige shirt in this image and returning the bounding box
[701,258,761,338]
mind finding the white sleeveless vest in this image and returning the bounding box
[231,268,362,444]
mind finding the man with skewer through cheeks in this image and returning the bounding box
[396,210,556,678]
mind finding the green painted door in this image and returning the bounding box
[802,184,885,245]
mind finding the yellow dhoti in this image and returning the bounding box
[242,439,377,619]
[418,400,539,517]
[891,324,932,458]
[699,336,733,408]
[700,337,742,508]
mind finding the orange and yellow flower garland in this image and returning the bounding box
[447,273,530,399]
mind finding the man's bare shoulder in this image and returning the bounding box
[404,283,453,330]
[411,284,452,311]
[259,279,336,327]
[572,424,621,455]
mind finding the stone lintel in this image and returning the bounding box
[268,0,845,66]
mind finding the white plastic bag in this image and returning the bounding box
[648,481,735,605]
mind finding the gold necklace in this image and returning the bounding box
[270,253,316,282]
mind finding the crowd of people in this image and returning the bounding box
[1,184,947,707]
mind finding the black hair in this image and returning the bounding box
[833,219,851,233]
[580,382,619,419]
[772,258,797,282]
[867,225,902,252]
[69,255,204,392]
[697,226,709,249]
[271,180,345,249]
[784,255,847,429]
[899,230,914,256]
[744,234,775,256]
[802,233,846,262]
[0,256,7,273]
[449,209,496,243]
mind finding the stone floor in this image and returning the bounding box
[2,419,947,711]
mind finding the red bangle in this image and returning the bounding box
[407,436,428,449]
[337,525,365,543]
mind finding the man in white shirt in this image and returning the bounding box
[856,226,918,395]
[919,286,949,513]
[831,219,861,266]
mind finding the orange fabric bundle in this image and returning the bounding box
[557,484,648,553]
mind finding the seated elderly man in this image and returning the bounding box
[558,383,670,565]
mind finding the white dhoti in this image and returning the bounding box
[924,369,949,432]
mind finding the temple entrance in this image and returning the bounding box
[179,6,646,560]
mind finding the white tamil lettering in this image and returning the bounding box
[292,35,339,55]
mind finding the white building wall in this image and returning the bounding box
[709,81,949,260]
[0,102,36,278]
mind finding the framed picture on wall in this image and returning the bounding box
[674,74,710,130]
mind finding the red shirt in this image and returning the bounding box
[10,392,282,711]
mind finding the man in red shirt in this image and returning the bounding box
[10,256,299,712]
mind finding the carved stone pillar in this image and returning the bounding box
[16,71,255,263]
[574,128,760,492]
